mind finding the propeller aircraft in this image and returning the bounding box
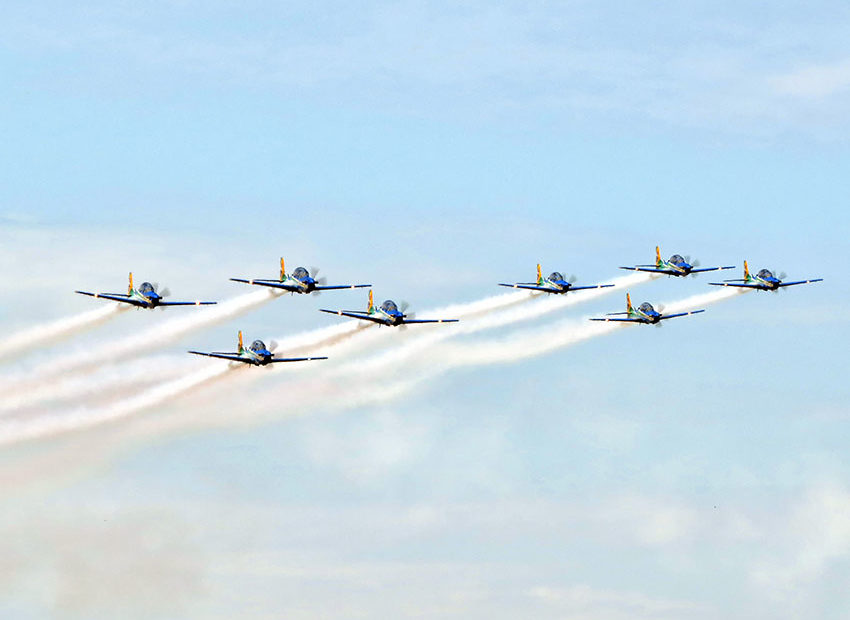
[230,258,370,295]
[76,273,216,309]
[620,246,735,277]
[188,331,328,366]
[708,261,823,291]
[590,293,705,325]
[319,291,459,327]
[498,264,614,294]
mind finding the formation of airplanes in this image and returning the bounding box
[74,249,823,366]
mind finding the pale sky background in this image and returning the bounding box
[1,2,849,618]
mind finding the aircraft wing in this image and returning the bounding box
[314,284,372,291]
[75,291,147,307]
[707,282,763,288]
[229,278,301,292]
[498,283,551,291]
[157,301,217,306]
[589,317,645,323]
[618,266,676,274]
[319,309,388,324]
[188,350,250,363]
[659,309,705,320]
[689,266,736,273]
[269,356,329,363]
[567,284,616,291]
[777,278,823,287]
[401,318,459,324]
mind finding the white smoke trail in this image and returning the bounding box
[287,286,753,413]
[655,286,747,315]
[0,354,193,414]
[253,270,658,384]
[459,271,657,331]
[383,286,752,380]
[0,363,235,444]
[336,271,657,376]
[0,281,720,445]
[214,285,752,419]
[0,304,125,361]
[0,270,645,414]
[0,289,277,391]
[0,270,650,421]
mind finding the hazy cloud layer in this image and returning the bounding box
[3,2,850,137]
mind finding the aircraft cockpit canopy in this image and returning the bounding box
[292,266,310,281]
[548,272,564,282]
[138,282,155,294]
[669,254,686,265]
[757,269,774,279]
[381,300,399,313]
[250,339,267,352]
[638,302,655,313]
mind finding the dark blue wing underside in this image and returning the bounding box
[498,283,550,291]
[659,310,705,320]
[568,284,616,291]
[229,278,300,292]
[318,309,387,324]
[188,351,248,363]
[314,284,372,290]
[75,291,147,307]
[159,301,217,306]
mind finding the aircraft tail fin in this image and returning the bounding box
[280,257,286,282]
[743,260,750,281]
[626,293,632,313]
[368,290,374,313]
[238,330,244,354]
[656,246,662,267]
[128,272,134,295]
[537,263,543,285]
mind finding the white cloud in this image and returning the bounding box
[751,485,850,594]
[527,584,703,619]
[771,59,850,99]
[4,3,850,137]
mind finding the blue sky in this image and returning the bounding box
[1,2,849,618]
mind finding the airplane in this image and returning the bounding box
[620,246,735,277]
[188,331,328,366]
[498,264,615,294]
[319,290,459,327]
[590,293,705,325]
[708,261,823,291]
[230,258,370,294]
[76,273,216,309]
